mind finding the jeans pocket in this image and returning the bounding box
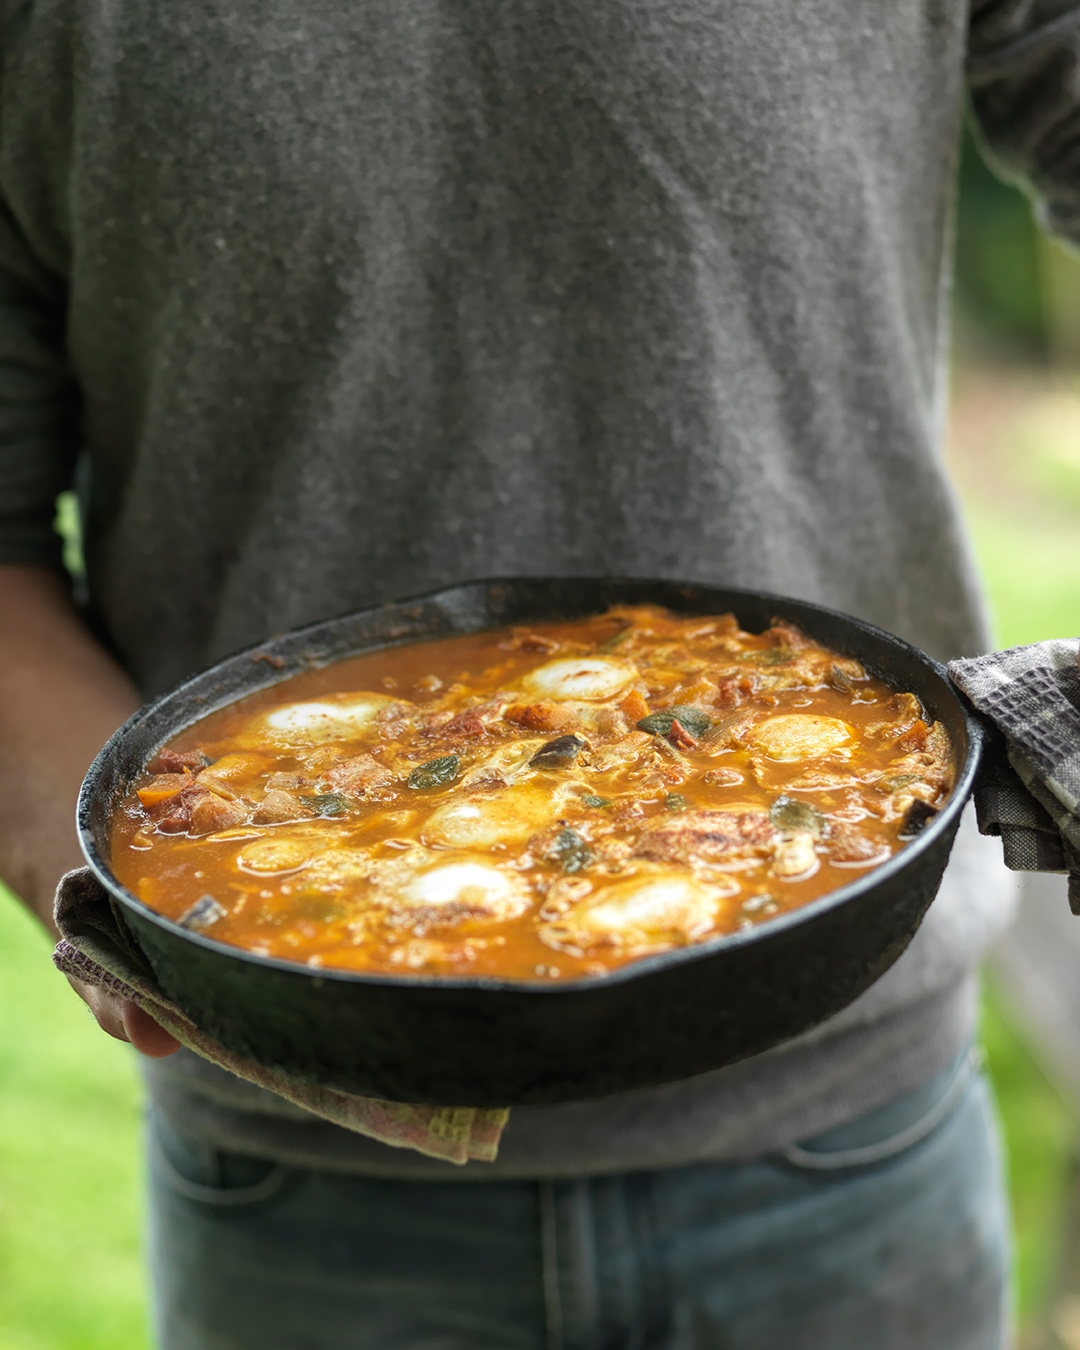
[149,1108,294,1208]
[779,1046,980,1173]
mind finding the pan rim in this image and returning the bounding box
[78,575,984,994]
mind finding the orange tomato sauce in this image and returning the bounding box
[109,606,954,981]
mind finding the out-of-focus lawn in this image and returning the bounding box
[969,509,1080,650]
[0,894,149,1350]
[982,984,1075,1339]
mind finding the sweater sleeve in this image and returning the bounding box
[968,0,1080,245]
[0,185,77,571]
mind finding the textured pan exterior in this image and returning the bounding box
[78,578,983,1106]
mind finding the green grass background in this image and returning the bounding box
[0,899,148,1350]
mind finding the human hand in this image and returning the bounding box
[0,567,180,1058]
[66,973,182,1057]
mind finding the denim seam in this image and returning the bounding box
[539,1180,564,1350]
[778,1047,980,1172]
[631,1172,671,1349]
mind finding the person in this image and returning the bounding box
[1,1,1074,1345]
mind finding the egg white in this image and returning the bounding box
[421,781,569,849]
[750,714,853,762]
[541,869,734,951]
[394,860,529,921]
[234,693,402,749]
[519,657,636,702]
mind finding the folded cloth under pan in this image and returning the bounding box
[52,868,508,1165]
[948,638,1080,911]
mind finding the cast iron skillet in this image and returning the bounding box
[78,578,985,1107]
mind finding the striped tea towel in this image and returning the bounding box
[948,638,1080,913]
[53,867,509,1165]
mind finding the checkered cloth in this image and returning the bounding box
[52,868,509,1165]
[948,639,1080,914]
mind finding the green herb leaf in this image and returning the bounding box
[637,711,676,736]
[829,664,855,693]
[769,794,823,836]
[664,793,686,812]
[669,705,711,737]
[737,648,794,666]
[407,754,461,791]
[529,734,585,770]
[546,828,593,874]
[299,793,351,817]
[636,704,711,738]
[581,795,611,808]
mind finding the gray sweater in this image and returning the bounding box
[2,0,1073,1176]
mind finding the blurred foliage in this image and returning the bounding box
[955,119,1080,368]
[52,494,84,584]
[955,123,1050,360]
[948,119,1080,652]
[982,984,1075,1332]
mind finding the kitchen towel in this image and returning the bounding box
[52,867,509,1165]
[949,638,1080,912]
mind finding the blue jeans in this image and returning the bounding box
[148,1050,1009,1349]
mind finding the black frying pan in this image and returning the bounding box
[78,578,985,1106]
